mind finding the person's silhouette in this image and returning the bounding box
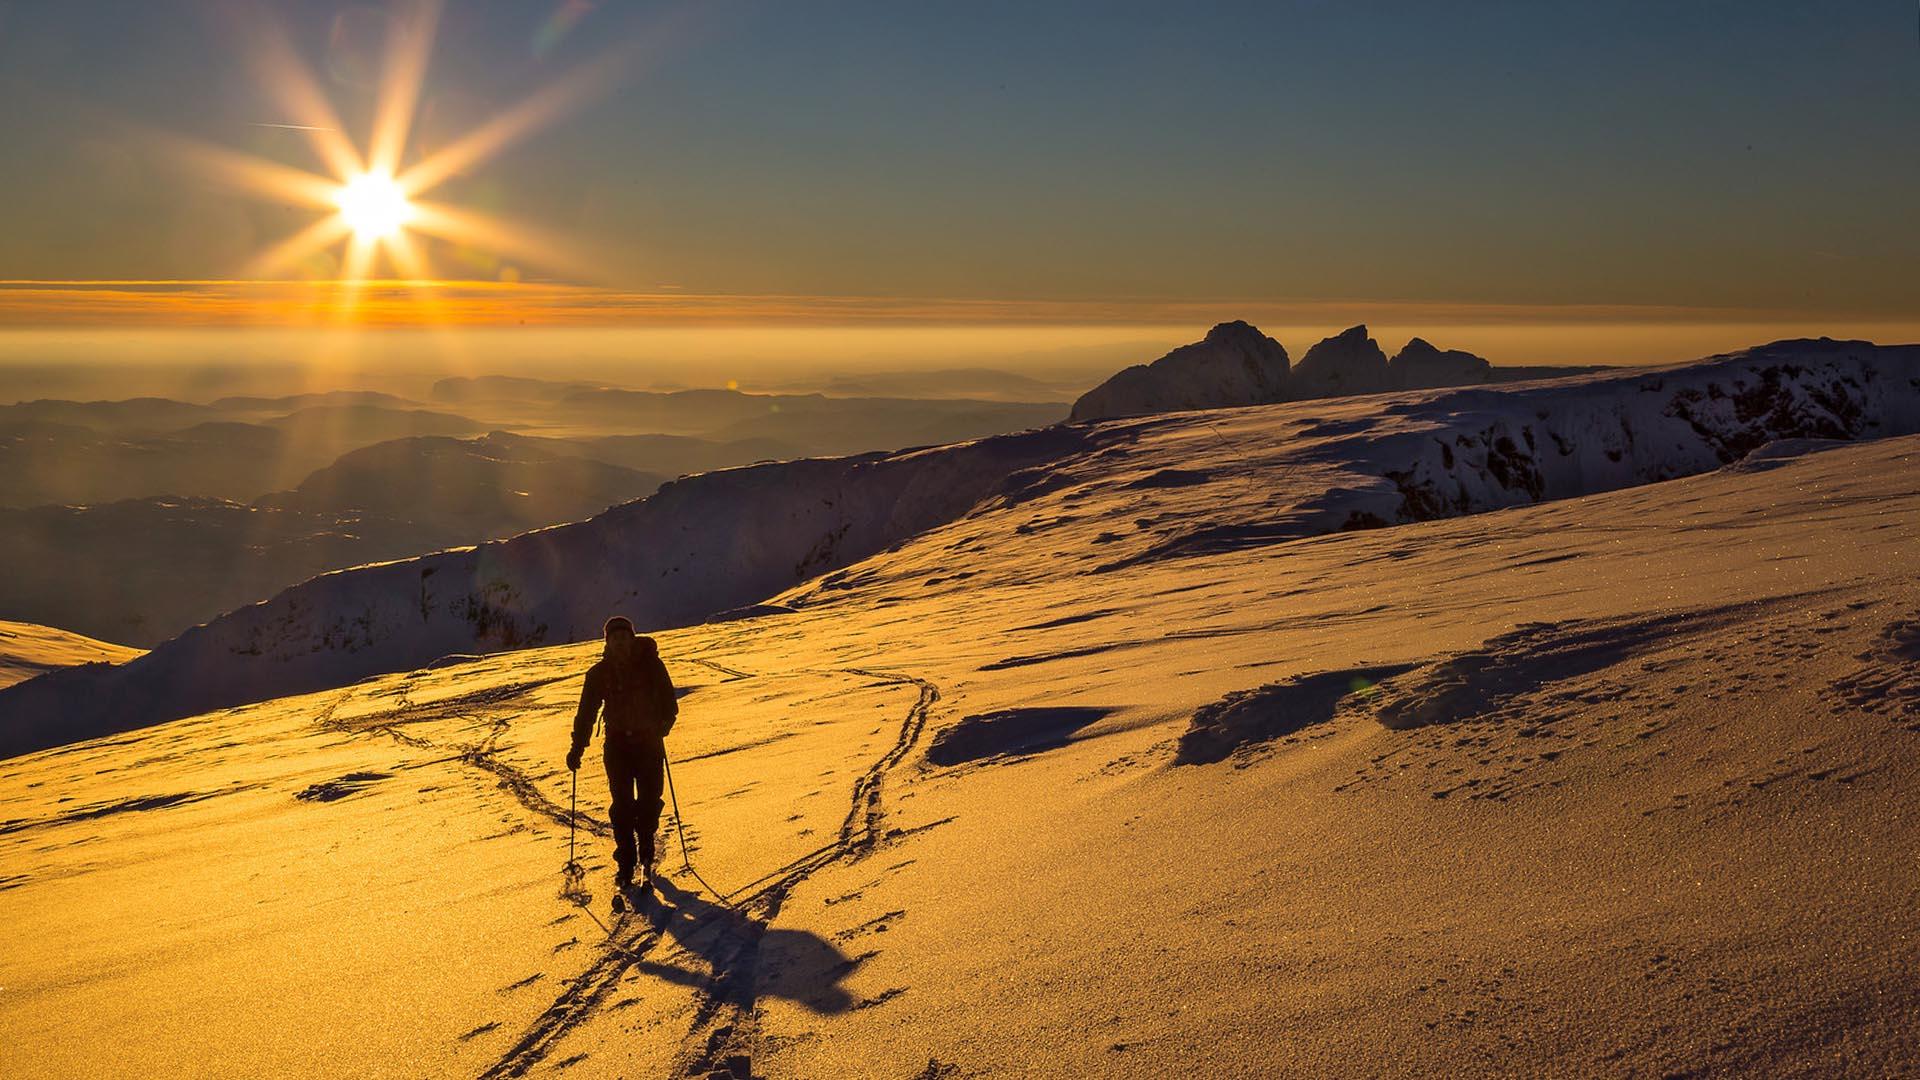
[567,616,677,890]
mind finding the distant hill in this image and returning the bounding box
[430,374,606,404]
[1069,321,1290,422]
[0,431,672,647]
[263,404,483,444]
[0,380,1069,642]
[561,387,1065,449]
[0,420,285,506]
[0,381,1064,509]
[208,390,421,414]
[569,433,802,476]
[813,368,1076,402]
[261,432,666,538]
[0,403,486,508]
[0,396,218,433]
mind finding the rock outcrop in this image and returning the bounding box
[1389,337,1492,390]
[1077,322,1500,419]
[1290,325,1392,398]
[1069,321,1290,422]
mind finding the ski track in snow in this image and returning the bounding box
[304,659,942,1078]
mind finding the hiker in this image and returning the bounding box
[567,616,678,891]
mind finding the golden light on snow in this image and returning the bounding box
[334,172,414,241]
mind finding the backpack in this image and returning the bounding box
[598,650,676,741]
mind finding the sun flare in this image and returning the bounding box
[335,172,413,241]
[156,0,637,306]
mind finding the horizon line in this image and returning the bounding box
[0,278,1914,330]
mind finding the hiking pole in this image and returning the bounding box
[664,751,691,871]
[568,768,577,869]
[662,750,732,904]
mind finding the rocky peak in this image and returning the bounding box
[1291,325,1391,398]
[1389,337,1491,390]
[1069,321,1290,422]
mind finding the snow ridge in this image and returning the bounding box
[1349,338,1919,529]
[0,426,1088,755]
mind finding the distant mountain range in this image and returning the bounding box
[0,380,1070,645]
[0,431,666,647]
[0,402,483,507]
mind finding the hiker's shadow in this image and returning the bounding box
[639,877,857,1015]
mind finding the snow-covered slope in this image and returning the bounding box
[4,415,1919,1077]
[3,338,1915,757]
[0,425,1091,754]
[1336,336,1918,527]
[0,620,140,689]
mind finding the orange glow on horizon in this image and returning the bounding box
[0,278,1914,370]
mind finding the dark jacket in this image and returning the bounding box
[571,641,677,753]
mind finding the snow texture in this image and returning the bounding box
[6,361,1920,1077]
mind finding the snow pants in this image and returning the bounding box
[603,736,666,872]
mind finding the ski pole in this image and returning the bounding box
[568,768,577,869]
[664,751,691,870]
[662,751,732,904]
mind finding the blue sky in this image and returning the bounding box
[0,1,1913,319]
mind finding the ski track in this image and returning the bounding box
[316,673,606,838]
[673,670,940,1080]
[304,659,942,1078]
[684,656,755,681]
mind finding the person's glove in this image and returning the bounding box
[566,747,583,772]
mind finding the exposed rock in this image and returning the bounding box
[1389,337,1492,390]
[1290,325,1391,398]
[1069,321,1290,422]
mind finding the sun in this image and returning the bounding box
[158,0,639,293]
[335,172,413,241]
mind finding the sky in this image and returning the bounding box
[0,0,1913,340]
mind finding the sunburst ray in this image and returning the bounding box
[367,0,442,177]
[165,0,663,315]
[242,214,353,279]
